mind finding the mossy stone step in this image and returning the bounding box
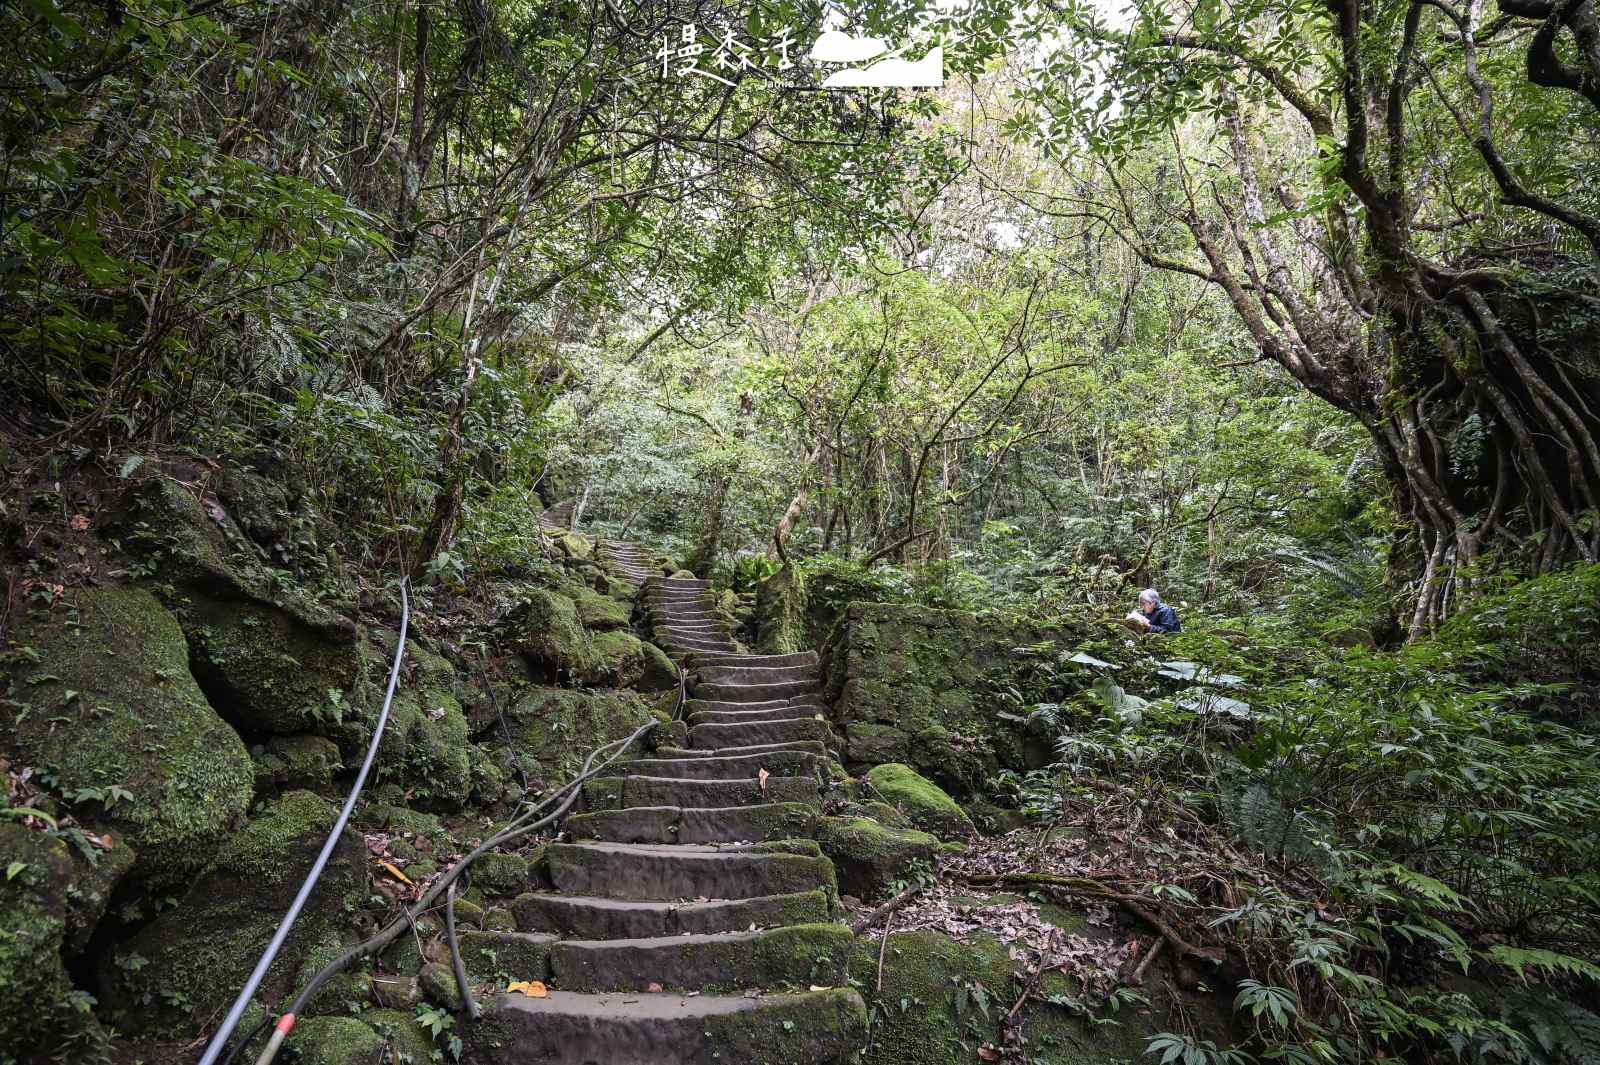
[547,923,851,993]
[689,718,833,750]
[618,751,820,780]
[544,842,836,900]
[652,740,829,759]
[582,774,820,810]
[658,636,739,654]
[684,697,812,714]
[565,802,820,844]
[512,888,830,938]
[688,707,820,726]
[692,664,820,686]
[658,621,728,636]
[685,650,820,669]
[695,679,820,702]
[475,987,869,1065]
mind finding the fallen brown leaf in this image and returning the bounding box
[507,980,548,998]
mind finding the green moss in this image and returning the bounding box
[865,763,975,840]
[99,790,367,1036]
[64,834,138,956]
[754,565,809,654]
[3,586,253,888]
[589,629,647,686]
[513,587,596,679]
[0,825,82,1056]
[354,802,454,850]
[472,852,530,895]
[183,595,362,736]
[814,816,936,899]
[558,532,594,560]
[965,798,1028,836]
[255,734,344,794]
[283,1015,385,1065]
[358,638,472,809]
[360,1008,435,1061]
[637,639,679,692]
[506,687,653,780]
[572,586,631,630]
[459,930,553,982]
[851,928,1233,1065]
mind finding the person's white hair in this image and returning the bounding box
[1138,588,1160,605]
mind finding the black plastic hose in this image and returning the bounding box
[198,579,411,1065]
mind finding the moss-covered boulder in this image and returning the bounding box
[512,587,596,681]
[0,825,87,1057]
[360,1008,436,1061]
[851,929,1229,1065]
[505,687,654,784]
[572,587,631,631]
[753,564,808,654]
[589,630,647,686]
[865,763,975,840]
[254,734,344,794]
[284,1015,386,1065]
[119,475,363,737]
[825,604,1091,797]
[100,789,368,1036]
[557,532,594,560]
[471,852,530,895]
[2,587,253,887]
[358,637,472,808]
[637,639,679,692]
[64,833,138,956]
[815,816,936,899]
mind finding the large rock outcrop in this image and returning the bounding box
[99,789,368,1035]
[2,586,253,888]
[823,604,1086,796]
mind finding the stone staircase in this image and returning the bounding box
[537,499,575,532]
[595,538,656,594]
[479,575,866,1064]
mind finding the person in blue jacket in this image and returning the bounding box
[1126,588,1181,634]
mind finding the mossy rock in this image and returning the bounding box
[637,640,679,693]
[356,637,472,809]
[814,816,936,899]
[121,476,363,736]
[99,790,368,1036]
[852,928,1212,1065]
[182,594,363,737]
[283,1015,385,1065]
[64,833,138,956]
[753,565,809,654]
[360,1008,435,1061]
[505,687,653,782]
[589,629,648,686]
[966,798,1028,836]
[572,587,631,631]
[254,734,344,794]
[459,930,553,983]
[865,763,975,840]
[2,586,253,888]
[557,532,594,560]
[0,825,86,1057]
[512,587,596,681]
[471,852,530,895]
[355,803,455,851]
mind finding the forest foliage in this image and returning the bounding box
[2,0,1599,1061]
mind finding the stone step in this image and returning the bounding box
[582,774,820,810]
[653,740,828,759]
[647,578,711,590]
[693,664,819,686]
[478,988,868,1065]
[544,842,836,900]
[547,923,851,993]
[565,802,820,844]
[693,679,820,703]
[689,718,833,750]
[645,604,718,619]
[688,708,817,727]
[684,697,821,715]
[513,888,830,939]
[618,750,819,780]
[658,620,727,635]
[658,636,739,653]
[685,650,820,669]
